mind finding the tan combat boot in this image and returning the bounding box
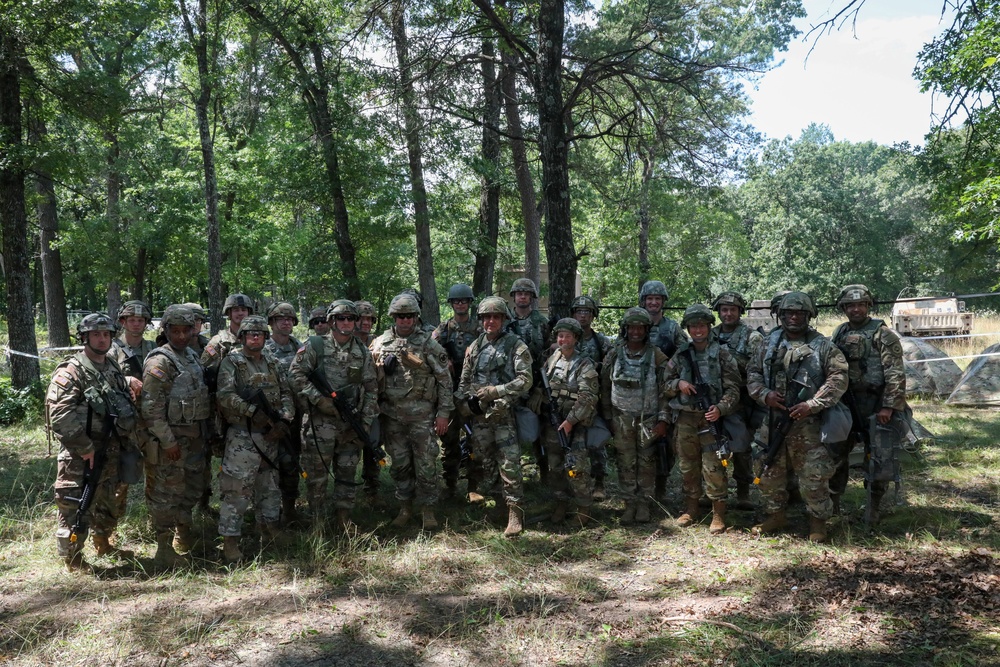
[421,506,439,530]
[65,551,93,574]
[735,481,754,511]
[172,523,194,553]
[154,531,188,569]
[503,505,524,537]
[262,522,290,548]
[392,501,413,528]
[753,510,788,535]
[222,536,242,564]
[808,516,828,543]
[550,501,568,524]
[336,509,355,532]
[576,506,592,527]
[281,497,299,527]
[634,501,651,523]
[620,502,637,526]
[677,497,701,527]
[709,501,727,535]
[92,534,135,559]
[592,476,606,502]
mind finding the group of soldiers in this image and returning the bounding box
[45,278,906,573]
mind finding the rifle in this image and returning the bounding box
[307,369,386,467]
[67,403,117,544]
[239,387,306,479]
[540,366,573,476]
[754,376,808,485]
[685,349,731,468]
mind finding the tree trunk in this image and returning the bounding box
[104,129,123,317]
[536,0,575,318]
[0,28,40,388]
[473,36,501,297]
[390,0,438,324]
[501,47,541,292]
[638,148,653,287]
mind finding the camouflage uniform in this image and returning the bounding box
[542,349,599,510]
[47,347,136,565]
[747,324,849,523]
[432,311,482,492]
[216,348,295,537]
[264,329,303,515]
[713,320,764,496]
[577,329,613,366]
[648,317,687,359]
[288,333,378,515]
[371,323,454,511]
[107,335,155,522]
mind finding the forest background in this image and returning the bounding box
[1,0,999,390]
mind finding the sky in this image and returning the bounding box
[748,0,955,147]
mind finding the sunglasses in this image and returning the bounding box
[334,315,356,322]
[394,314,417,320]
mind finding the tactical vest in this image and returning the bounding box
[376,329,438,403]
[761,328,827,403]
[576,331,606,364]
[715,324,752,364]
[227,351,284,424]
[468,332,520,387]
[265,336,301,372]
[609,343,659,416]
[669,343,723,412]
[544,353,588,415]
[508,311,547,362]
[649,317,682,359]
[438,316,480,371]
[148,346,211,426]
[65,354,137,436]
[308,334,367,407]
[112,338,155,379]
[832,318,886,394]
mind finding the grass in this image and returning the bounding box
[1,400,999,666]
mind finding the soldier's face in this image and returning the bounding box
[229,306,249,326]
[450,298,471,316]
[84,330,112,356]
[556,330,577,353]
[779,309,809,335]
[626,324,647,344]
[332,314,356,339]
[643,295,663,315]
[312,320,331,336]
[358,316,374,334]
[242,331,266,353]
[687,322,711,344]
[718,305,741,327]
[843,301,870,325]
[393,313,416,337]
[270,316,294,336]
[573,308,594,330]
[189,319,204,342]
[513,292,532,308]
[166,325,192,350]
[481,313,505,336]
[121,315,146,335]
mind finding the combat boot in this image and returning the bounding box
[154,531,188,569]
[592,475,606,502]
[64,552,93,574]
[421,506,439,531]
[753,511,787,535]
[336,509,355,532]
[677,497,701,527]
[467,479,485,504]
[709,501,727,535]
[620,502,637,526]
[392,501,413,528]
[550,501,569,524]
[262,522,291,548]
[503,505,524,537]
[831,494,842,516]
[634,501,651,523]
[92,534,134,559]
[281,497,299,527]
[867,490,885,524]
[654,475,667,502]
[808,516,828,543]
[576,506,592,527]
[172,523,194,553]
[222,536,242,564]
[735,481,754,511]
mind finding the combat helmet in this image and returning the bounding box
[266,301,298,325]
[447,283,474,302]
[770,290,792,316]
[117,300,153,323]
[223,293,255,317]
[509,278,538,298]
[77,312,116,341]
[237,315,270,338]
[639,280,668,305]
[355,300,376,319]
[478,296,511,319]
[778,291,817,318]
[621,307,653,327]
[401,288,423,308]
[327,299,359,321]
[836,284,874,310]
[182,302,207,322]
[552,317,583,338]
[570,295,599,318]
[308,307,328,328]
[160,305,196,329]
[681,304,716,328]
[711,291,746,313]
[389,293,421,317]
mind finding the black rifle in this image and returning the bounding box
[239,387,306,478]
[843,388,884,527]
[754,376,808,485]
[685,349,731,468]
[540,368,571,454]
[307,369,386,467]
[67,448,107,545]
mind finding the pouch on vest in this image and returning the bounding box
[118,442,144,484]
[820,400,853,444]
[514,405,539,443]
[868,414,902,483]
[723,413,751,453]
[586,414,613,449]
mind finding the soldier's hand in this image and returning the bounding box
[877,407,894,425]
[82,451,95,467]
[317,396,339,416]
[476,386,501,403]
[678,380,696,396]
[164,445,181,462]
[705,405,721,422]
[434,416,449,436]
[651,421,668,439]
[764,391,786,409]
[526,388,544,413]
[558,420,573,436]
[127,376,142,402]
[788,402,811,420]
[265,421,291,443]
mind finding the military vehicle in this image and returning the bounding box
[743,299,775,333]
[890,289,973,337]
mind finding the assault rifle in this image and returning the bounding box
[67,404,117,544]
[685,349,730,468]
[843,388,886,527]
[540,369,570,454]
[307,369,386,468]
[754,376,808,485]
[239,387,305,479]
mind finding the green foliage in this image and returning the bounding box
[0,378,43,425]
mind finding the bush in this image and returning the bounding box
[0,378,43,425]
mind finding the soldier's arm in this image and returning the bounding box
[369,337,387,393]
[662,357,682,398]
[457,343,474,397]
[499,339,533,399]
[565,359,598,425]
[805,343,849,413]
[717,350,741,417]
[359,350,380,424]
[141,357,177,449]
[599,347,616,416]
[653,349,671,423]
[289,343,322,406]
[877,326,908,411]
[46,366,95,457]
[426,339,455,419]
[674,324,689,348]
[746,343,769,405]
[216,357,253,422]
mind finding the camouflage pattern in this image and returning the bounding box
[648,316,688,359]
[946,342,1000,406]
[663,340,741,501]
[288,334,378,511]
[902,338,962,398]
[747,328,849,519]
[109,337,156,380]
[216,350,295,537]
[141,343,211,532]
[47,353,135,558]
[600,342,670,503]
[432,313,483,487]
[265,336,301,372]
[371,327,454,507]
[507,309,551,371]
[542,352,599,506]
[576,330,613,366]
[201,328,240,371]
[713,321,765,486]
[457,331,533,505]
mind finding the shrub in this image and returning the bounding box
[0,378,44,425]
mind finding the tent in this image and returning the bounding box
[901,337,963,398]
[946,342,1000,407]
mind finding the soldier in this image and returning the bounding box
[309,306,331,337]
[542,318,599,526]
[354,299,383,504]
[664,305,741,534]
[141,306,212,567]
[507,278,550,480]
[264,301,305,525]
[432,283,483,500]
[831,284,907,523]
[570,295,613,501]
[216,316,295,563]
[638,280,687,499]
[457,296,533,537]
[354,300,378,346]
[289,300,378,529]
[600,307,670,524]
[371,293,454,530]
[183,303,211,356]
[711,291,764,510]
[47,313,139,572]
[747,292,848,543]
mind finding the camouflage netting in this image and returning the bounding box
[901,337,963,398]
[946,343,1000,407]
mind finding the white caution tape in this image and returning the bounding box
[909,332,1000,341]
[3,345,83,361]
[904,351,1000,365]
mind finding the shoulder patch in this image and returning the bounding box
[297,345,307,355]
[149,367,166,380]
[53,370,73,389]
[205,344,217,357]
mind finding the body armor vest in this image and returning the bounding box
[149,346,211,425]
[610,344,659,416]
[226,352,283,425]
[378,329,437,403]
[438,316,479,375]
[669,343,723,412]
[832,318,886,395]
[469,333,518,388]
[67,355,137,435]
[649,317,681,358]
[761,328,827,403]
[545,353,588,415]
